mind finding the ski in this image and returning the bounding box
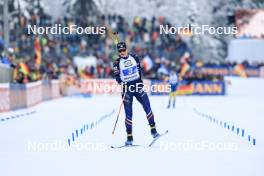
[111,130,168,149]
[110,144,141,149]
[149,130,168,147]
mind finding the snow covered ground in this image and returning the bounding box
[0,77,263,176]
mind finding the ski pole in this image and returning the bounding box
[112,91,126,135]
[108,28,122,135]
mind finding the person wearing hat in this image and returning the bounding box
[113,42,160,145]
[167,69,179,109]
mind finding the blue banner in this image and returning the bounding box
[150,80,225,96]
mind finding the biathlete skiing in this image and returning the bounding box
[113,42,160,146]
[167,70,179,109]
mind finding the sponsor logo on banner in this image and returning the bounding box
[151,81,225,96]
[192,81,225,95]
[0,84,10,112]
[260,66,264,78]
[202,66,260,77]
[244,68,260,77]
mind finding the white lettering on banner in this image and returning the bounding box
[26,81,42,107]
[0,84,10,112]
[260,66,264,78]
[0,80,61,113]
[51,80,60,98]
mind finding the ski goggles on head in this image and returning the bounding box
[118,49,126,53]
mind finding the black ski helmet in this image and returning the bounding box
[117,42,127,51]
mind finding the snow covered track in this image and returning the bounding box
[0,77,262,176]
[67,109,115,146]
[193,107,256,146]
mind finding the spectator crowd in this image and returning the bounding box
[1,4,263,84]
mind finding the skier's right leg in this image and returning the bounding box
[172,84,178,108]
[122,91,134,145]
[172,92,176,108]
[134,88,159,138]
[167,93,172,108]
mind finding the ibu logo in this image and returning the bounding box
[124,60,132,67]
